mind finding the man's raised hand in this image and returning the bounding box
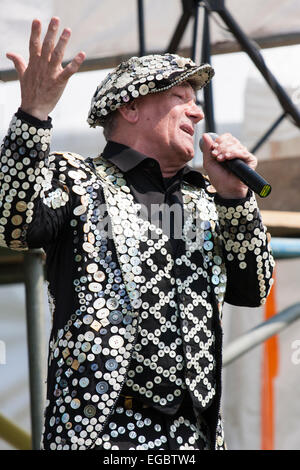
[6,17,86,121]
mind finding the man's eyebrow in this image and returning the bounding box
[177,82,197,101]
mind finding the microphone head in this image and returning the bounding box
[199,132,219,152]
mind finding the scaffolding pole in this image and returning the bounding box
[223,302,300,367]
[24,249,46,451]
[0,412,31,450]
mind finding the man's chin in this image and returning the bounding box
[170,143,194,164]
[182,146,195,162]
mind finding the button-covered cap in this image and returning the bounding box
[87,53,214,127]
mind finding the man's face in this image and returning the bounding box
[136,82,204,164]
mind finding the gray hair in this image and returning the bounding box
[102,111,118,141]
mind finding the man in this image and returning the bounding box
[2,18,274,450]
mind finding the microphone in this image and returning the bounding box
[199,132,272,198]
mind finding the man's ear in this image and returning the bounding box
[117,100,139,124]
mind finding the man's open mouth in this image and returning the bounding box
[180,125,194,136]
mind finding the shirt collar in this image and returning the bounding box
[102,141,149,173]
[101,140,206,188]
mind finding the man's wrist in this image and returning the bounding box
[20,106,49,122]
[215,187,248,200]
[16,107,52,129]
[214,188,252,206]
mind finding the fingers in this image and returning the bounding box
[38,17,85,79]
[40,17,60,63]
[50,28,71,68]
[7,16,86,118]
[29,19,42,58]
[212,145,250,163]
[210,133,251,163]
[6,52,27,78]
[59,51,86,81]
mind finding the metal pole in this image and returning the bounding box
[223,302,300,367]
[270,237,300,259]
[215,3,300,128]
[137,0,146,56]
[191,1,200,61]
[0,412,31,450]
[24,249,46,450]
[167,0,195,53]
[201,5,216,132]
[250,112,287,154]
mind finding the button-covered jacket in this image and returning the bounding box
[0,112,275,450]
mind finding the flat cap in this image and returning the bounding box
[87,53,214,127]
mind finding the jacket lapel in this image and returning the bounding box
[93,156,143,316]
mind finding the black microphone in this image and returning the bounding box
[199,132,272,198]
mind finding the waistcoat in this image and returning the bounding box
[122,190,219,413]
[92,156,225,415]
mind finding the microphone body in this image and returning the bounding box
[199,132,271,198]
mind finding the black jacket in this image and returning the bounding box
[0,111,275,450]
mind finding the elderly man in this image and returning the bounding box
[2,18,274,450]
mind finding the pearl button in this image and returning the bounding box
[108,335,124,349]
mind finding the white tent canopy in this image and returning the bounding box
[1,0,300,78]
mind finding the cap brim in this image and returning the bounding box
[148,63,215,95]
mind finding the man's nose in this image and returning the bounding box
[187,102,205,123]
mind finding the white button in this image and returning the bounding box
[93,298,106,310]
[109,335,124,349]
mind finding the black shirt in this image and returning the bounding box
[101,140,207,255]
[102,140,206,200]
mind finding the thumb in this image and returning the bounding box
[201,132,217,167]
[6,53,27,79]
[201,132,216,154]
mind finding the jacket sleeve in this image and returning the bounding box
[0,109,87,250]
[214,190,275,307]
